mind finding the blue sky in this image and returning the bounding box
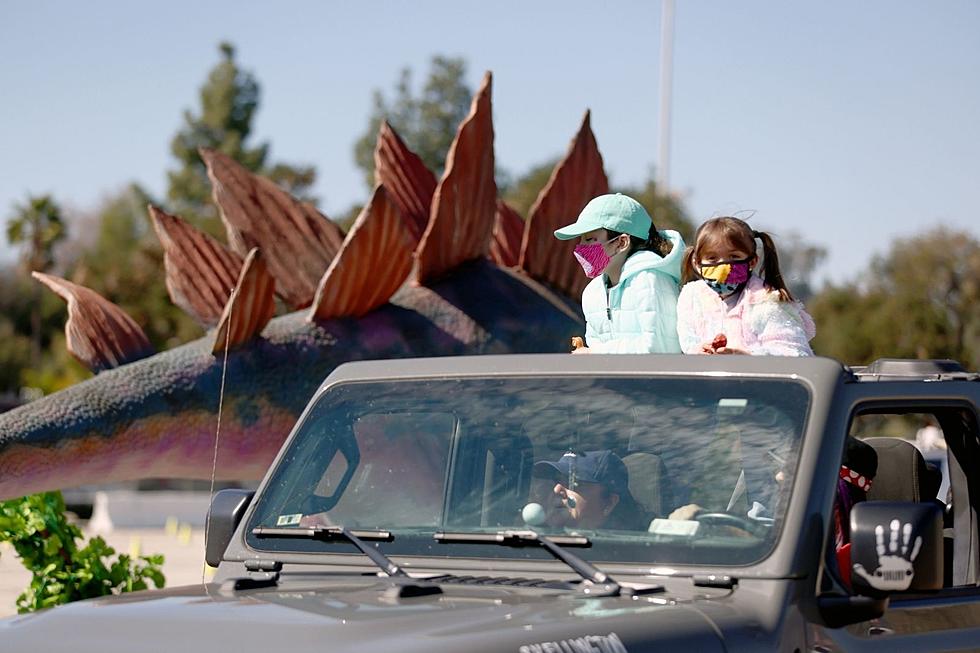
[2,1,978,285]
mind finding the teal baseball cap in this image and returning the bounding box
[554,193,652,240]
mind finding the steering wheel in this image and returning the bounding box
[693,511,766,537]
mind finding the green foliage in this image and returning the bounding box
[4,194,68,366]
[19,332,92,394]
[353,55,473,189]
[0,317,31,392]
[1,41,322,397]
[5,195,66,273]
[771,232,827,302]
[613,176,694,244]
[0,492,164,613]
[809,227,980,368]
[70,185,203,350]
[0,267,87,394]
[167,42,316,234]
[501,159,559,218]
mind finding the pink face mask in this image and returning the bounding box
[573,241,613,278]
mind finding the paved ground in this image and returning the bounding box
[0,526,211,618]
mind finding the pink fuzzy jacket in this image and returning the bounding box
[676,276,816,356]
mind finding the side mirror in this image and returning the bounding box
[205,489,255,568]
[850,501,942,597]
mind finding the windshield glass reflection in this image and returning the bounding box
[247,376,809,566]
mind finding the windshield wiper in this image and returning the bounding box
[434,529,624,597]
[252,526,406,577]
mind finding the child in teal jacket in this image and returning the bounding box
[555,193,685,353]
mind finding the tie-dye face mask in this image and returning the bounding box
[699,258,751,297]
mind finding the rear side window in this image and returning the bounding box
[834,405,980,589]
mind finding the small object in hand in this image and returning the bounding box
[570,336,585,351]
[521,502,547,526]
[711,333,728,351]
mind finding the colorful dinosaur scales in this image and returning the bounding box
[203,148,345,310]
[149,205,244,327]
[0,72,610,501]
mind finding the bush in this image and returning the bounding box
[0,491,165,613]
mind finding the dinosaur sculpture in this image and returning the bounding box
[0,73,613,501]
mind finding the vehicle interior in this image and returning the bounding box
[843,406,980,591]
[245,375,810,568]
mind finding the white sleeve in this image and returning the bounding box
[675,283,701,354]
[585,317,602,350]
[749,302,815,356]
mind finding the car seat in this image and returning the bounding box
[864,436,952,585]
[623,452,673,518]
[864,437,932,502]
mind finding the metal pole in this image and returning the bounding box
[657,0,675,192]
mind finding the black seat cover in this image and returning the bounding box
[864,437,931,503]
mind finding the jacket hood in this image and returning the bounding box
[618,230,685,284]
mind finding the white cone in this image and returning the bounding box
[87,491,114,535]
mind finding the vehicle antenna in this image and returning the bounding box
[203,284,238,584]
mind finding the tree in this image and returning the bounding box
[868,228,980,365]
[809,227,980,368]
[353,56,473,188]
[771,232,827,302]
[613,176,694,244]
[5,195,67,365]
[70,185,202,349]
[0,308,32,394]
[502,159,559,218]
[0,266,85,395]
[167,42,316,234]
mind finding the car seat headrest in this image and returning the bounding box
[864,437,930,503]
[623,452,671,518]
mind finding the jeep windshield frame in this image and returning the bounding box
[244,370,812,569]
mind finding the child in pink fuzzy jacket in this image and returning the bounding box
[676,217,815,356]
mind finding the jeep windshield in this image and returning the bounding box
[245,375,809,567]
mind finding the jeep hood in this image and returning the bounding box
[1,577,734,652]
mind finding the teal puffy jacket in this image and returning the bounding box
[582,230,685,353]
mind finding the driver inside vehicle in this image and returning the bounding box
[526,450,650,531]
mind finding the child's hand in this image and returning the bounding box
[714,346,749,355]
[696,333,728,354]
[570,336,590,353]
[699,333,748,354]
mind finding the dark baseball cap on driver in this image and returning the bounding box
[533,450,630,497]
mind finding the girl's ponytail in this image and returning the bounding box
[645,223,672,258]
[621,223,672,258]
[681,244,699,284]
[755,230,794,302]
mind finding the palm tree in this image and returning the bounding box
[6,195,66,365]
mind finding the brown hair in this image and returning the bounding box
[681,217,794,301]
[606,223,672,258]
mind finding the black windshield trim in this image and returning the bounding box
[252,526,405,577]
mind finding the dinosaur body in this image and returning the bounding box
[0,263,582,499]
[0,73,610,501]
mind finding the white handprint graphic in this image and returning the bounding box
[852,519,922,591]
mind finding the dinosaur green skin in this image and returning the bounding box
[0,261,583,500]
